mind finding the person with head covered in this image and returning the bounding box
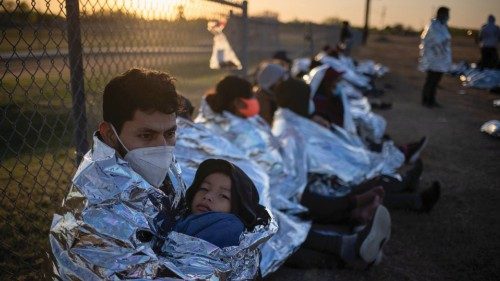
[254,62,289,125]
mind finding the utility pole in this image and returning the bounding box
[362,0,371,45]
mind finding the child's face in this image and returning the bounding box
[191,172,232,214]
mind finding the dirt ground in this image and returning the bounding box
[268,35,500,281]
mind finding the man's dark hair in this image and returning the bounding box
[436,6,449,18]
[103,68,179,133]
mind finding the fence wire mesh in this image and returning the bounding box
[0,0,356,278]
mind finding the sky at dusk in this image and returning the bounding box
[248,0,500,30]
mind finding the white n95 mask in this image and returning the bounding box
[110,124,173,188]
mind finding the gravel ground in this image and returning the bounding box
[268,35,500,281]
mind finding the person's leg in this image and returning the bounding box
[428,71,443,106]
[493,48,499,68]
[301,186,355,223]
[484,47,499,68]
[301,205,391,267]
[285,246,339,269]
[384,181,441,212]
[480,47,488,69]
[422,71,434,105]
[384,193,422,209]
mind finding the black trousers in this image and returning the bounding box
[480,47,499,69]
[422,71,444,105]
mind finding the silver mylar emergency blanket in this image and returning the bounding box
[480,120,500,138]
[356,60,390,78]
[460,68,500,89]
[174,117,272,209]
[419,19,452,73]
[341,83,387,144]
[49,133,275,280]
[315,53,372,89]
[272,108,404,194]
[308,65,387,143]
[195,99,312,276]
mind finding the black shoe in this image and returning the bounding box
[422,101,433,108]
[430,101,443,108]
[419,181,441,213]
[404,137,428,164]
[402,159,423,191]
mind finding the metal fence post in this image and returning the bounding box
[307,23,314,57]
[65,0,89,164]
[363,0,371,45]
[241,0,249,76]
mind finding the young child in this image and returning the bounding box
[173,159,270,248]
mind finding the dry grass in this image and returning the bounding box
[269,35,500,281]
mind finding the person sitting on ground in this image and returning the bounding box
[309,66,428,164]
[174,159,270,248]
[274,77,441,213]
[197,75,392,268]
[50,69,272,280]
[49,68,187,279]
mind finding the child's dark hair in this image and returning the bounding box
[186,159,270,230]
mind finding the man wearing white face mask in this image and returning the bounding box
[49,68,188,279]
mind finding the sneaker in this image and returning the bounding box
[356,205,391,263]
[404,136,428,164]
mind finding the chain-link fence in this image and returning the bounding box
[0,0,359,278]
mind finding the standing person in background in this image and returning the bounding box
[419,6,452,108]
[340,21,353,56]
[478,15,500,69]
